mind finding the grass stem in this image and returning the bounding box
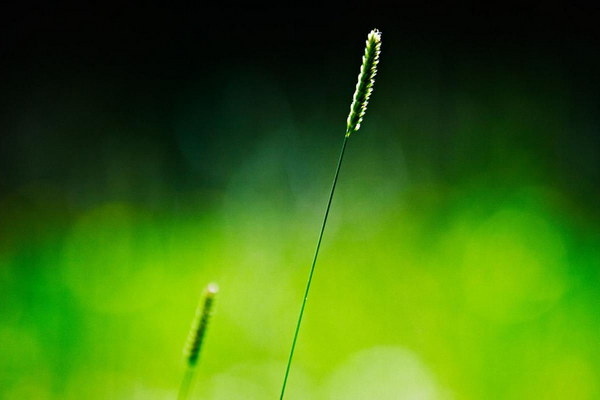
[279,135,349,399]
[279,28,381,399]
[177,366,196,400]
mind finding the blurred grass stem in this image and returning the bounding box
[177,367,196,400]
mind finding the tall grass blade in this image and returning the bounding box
[279,29,382,400]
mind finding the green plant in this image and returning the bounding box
[177,283,218,400]
[279,29,382,400]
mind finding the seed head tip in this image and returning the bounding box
[368,29,381,43]
[206,283,219,296]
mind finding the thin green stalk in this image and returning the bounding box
[177,283,218,400]
[279,29,382,400]
[177,366,196,400]
[279,135,349,400]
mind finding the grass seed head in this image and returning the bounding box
[184,283,218,366]
[346,29,382,137]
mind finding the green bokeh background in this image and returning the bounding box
[1,6,600,399]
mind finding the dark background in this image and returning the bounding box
[2,3,599,201]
